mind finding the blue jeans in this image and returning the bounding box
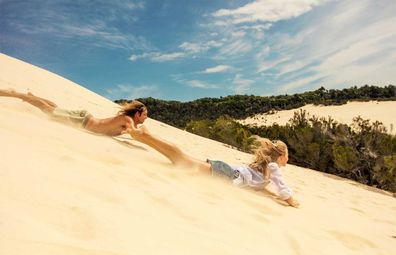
[207,159,240,180]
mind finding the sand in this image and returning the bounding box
[1,53,395,255]
[239,102,396,135]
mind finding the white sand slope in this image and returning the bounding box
[1,53,395,255]
[239,102,396,135]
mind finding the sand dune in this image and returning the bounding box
[1,53,395,255]
[239,101,396,134]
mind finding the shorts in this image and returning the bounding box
[50,107,92,128]
[207,159,240,180]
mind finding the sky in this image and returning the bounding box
[1,0,395,102]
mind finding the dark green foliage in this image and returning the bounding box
[332,144,359,173]
[186,116,254,152]
[115,85,396,129]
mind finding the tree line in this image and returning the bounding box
[115,85,396,129]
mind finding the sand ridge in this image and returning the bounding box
[239,101,396,135]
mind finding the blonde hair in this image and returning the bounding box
[118,100,146,118]
[249,136,288,175]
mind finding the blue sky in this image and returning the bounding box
[1,0,395,101]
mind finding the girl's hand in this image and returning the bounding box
[286,197,300,208]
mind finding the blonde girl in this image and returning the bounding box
[128,125,299,208]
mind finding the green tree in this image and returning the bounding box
[332,144,359,175]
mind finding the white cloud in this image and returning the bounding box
[207,1,326,68]
[7,2,151,51]
[256,45,270,60]
[129,52,155,61]
[240,23,272,39]
[257,55,291,73]
[124,1,145,10]
[218,40,253,57]
[278,61,308,76]
[241,24,272,31]
[279,32,396,93]
[129,51,187,62]
[106,84,160,100]
[232,74,254,94]
[208,0,329,65]
[231,31,246,38]
[279,73,324,93]
[129,39,224,62]
[179,40,223,53]
[315,34,396,87]
[273,0,396,93]
[172,74,219,89]
[204,65,232,73]
[207,40,224,48]
[213,0,327,24]
[151,52,186,62]
[179,42,203,53]
[186,80,219,89]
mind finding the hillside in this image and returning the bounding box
[1,53,395,255]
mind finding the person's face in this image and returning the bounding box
[277,150,289,167]
[137,108,148,124]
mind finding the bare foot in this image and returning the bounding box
[0,88,17,97]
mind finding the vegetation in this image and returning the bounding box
[115,85,396,128]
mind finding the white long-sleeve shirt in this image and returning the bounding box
[231,162,292,200]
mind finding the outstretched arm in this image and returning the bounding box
[268,163,300,208]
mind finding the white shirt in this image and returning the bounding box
[231,162,292,200]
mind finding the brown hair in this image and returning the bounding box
[118,100,146,118]
[249,136,288,175]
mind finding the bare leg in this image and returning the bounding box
[128,125,211,173]
[27,92,57,107]
[0,89,57,113]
